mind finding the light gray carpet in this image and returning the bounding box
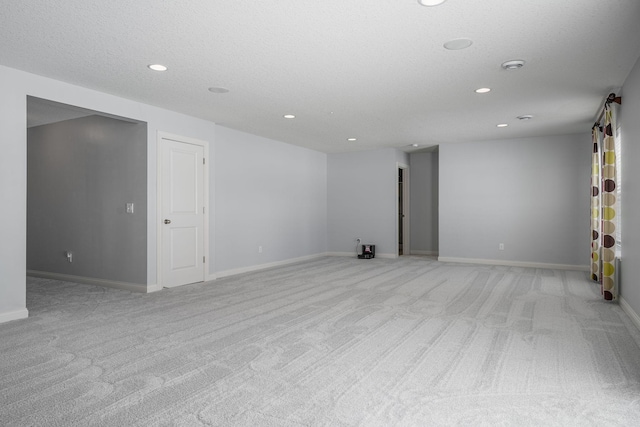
[2,256,640,426]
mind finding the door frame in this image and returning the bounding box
[156,131,210,288]
[397,162,410,256]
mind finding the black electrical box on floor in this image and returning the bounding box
[358,244,375,259]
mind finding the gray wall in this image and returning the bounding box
[214,126,327,274]
[327,148,408,256]
[620,56,640,315]
[0,68,26,319]
[409,151,439,254]
[27,115,147,284]
[439,134,589,267]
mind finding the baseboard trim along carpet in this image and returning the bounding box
[147,284,164,293]
[0,308,29,324]
[215,253,329,279]
[437,257,589,271]
[326,251,398,259]
[214,252,398,280]
[620,296,640,332]
[410,250,439,256]
[27,270,152,293]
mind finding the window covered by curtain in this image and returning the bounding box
[590,127,601,284]
[615,123,622,258]
[591,101,620,301]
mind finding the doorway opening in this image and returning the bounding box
[26,96,149,293]
[398,163,410,256]
[406,148,439,258]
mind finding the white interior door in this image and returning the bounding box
[160,137,205,287]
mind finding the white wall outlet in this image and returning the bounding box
[65,251,73,262]
[356,237,361,243]
[126,202,134,214]
[499,243,504,251]
[258,246,263,253]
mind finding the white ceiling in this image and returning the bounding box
[3,0,640,153]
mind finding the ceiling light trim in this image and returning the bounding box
[418,0,447,6]
[148,64,167,71]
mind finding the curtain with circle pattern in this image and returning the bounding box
[590,126,601,284]
[591,104,618,301]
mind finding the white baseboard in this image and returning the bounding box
[374,253,398,259]
[215,253,329,279]
[326,252,398,259]
[27,270,152,293]
[437,257,589,271]
[0,308,29,324]
[325,251,357,258]
[146,284,163,293]
[620,297,640,332]
[409,250,439,256]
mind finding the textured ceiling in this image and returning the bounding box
[3,0,640,153]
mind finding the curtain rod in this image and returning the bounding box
[594,93,622,128]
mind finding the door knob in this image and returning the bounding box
[164,219,171,224]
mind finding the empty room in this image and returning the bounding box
[2,1,640,425]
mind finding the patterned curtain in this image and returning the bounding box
[591,104,618,301]
[590,126,601,284]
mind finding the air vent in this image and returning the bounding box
[501,60,525,70]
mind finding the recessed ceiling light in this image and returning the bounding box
[497,123,509,128]
[283,114,296,119]
[148,64,167,71]
[475,88,491,94]
[517,114,534,120]
[418,0,447,6]
[501,60,525,70]
[208,87,229,94]
[443,38,473,50]
[347,138,357,142]
[412,144,420,147]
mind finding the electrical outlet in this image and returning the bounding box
[258,246,263,253]
[126,202,134,214]
[356,237,361,243]
[499,243,504,251]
